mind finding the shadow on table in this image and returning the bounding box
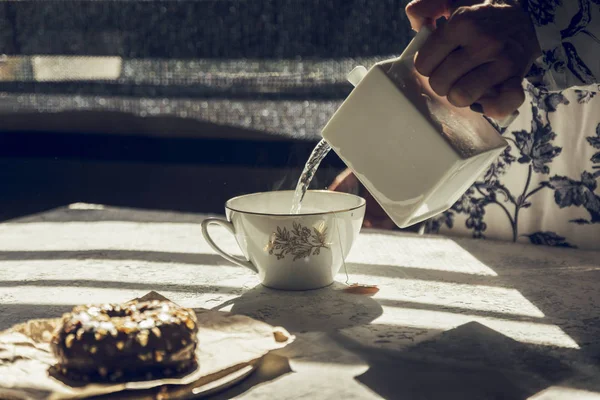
[214,282,383,332]
[452,239,600,362]
[206,353,292,399]
[337,321,577,400]
[0,303,76,331]
[87,353,292,400]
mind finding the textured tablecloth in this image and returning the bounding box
[1,203,600,399]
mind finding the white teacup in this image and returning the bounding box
[201,190,366,290]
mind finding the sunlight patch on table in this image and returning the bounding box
[68,203,106,210]
[0,286,241,309]
[0,222,239,255]
[347,234,497,276]
[351,274,545,318]
[374,306,579,349]
[0,260,248,283]
[529,386,600,399]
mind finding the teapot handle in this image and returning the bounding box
[385,25,432,82]
[396,25,433,62]
[347,26,433,88]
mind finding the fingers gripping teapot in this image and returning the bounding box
[321,26,513,228]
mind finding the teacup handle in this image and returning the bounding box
[201,218,258,273]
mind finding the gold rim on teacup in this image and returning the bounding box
[224,190,366,217]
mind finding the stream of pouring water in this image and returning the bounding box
[290,138,332,214]
[288,136,378,294]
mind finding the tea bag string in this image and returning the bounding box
[335,211,350,285]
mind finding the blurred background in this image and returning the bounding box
[0,0,412,221]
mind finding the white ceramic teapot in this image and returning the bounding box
[321,26,512,228]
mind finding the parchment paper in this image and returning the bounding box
[0,291,294,400]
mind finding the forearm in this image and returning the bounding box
[523,0,600,91]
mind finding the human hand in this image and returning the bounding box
[329,169,397,230]
[405,0,541,119]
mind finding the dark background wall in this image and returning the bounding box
[0,0,412,221]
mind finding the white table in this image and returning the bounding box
[1,203,600,399]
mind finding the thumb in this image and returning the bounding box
[477,77,525,120]
[405,0,451,31]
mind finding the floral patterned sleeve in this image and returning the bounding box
[524,0,600,91]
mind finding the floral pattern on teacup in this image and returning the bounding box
[266,222,330,261]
